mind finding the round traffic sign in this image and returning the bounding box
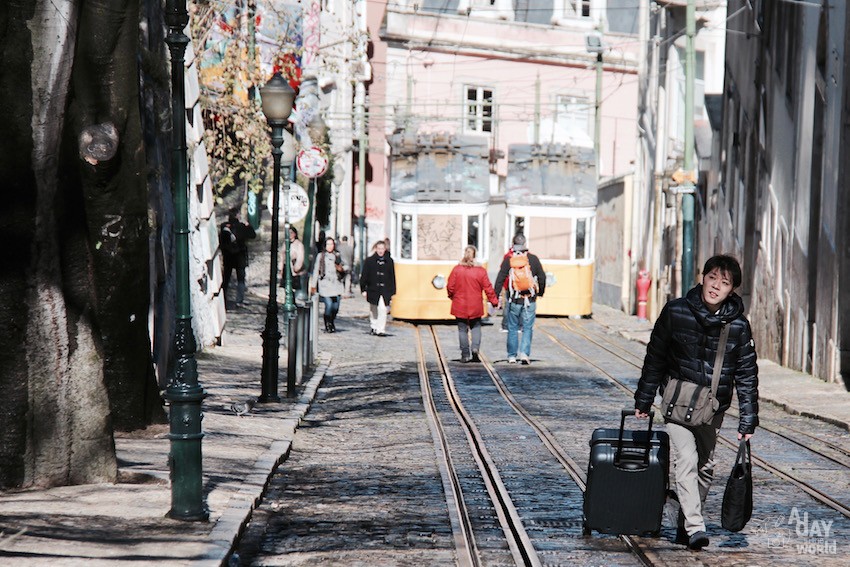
[296,146,329,178]
[266,182,310,224]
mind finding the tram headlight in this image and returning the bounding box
[545,272,556,287]
[431,274,447,290]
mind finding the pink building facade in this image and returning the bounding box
[362,1,641,252]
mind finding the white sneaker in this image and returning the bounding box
[507,356,517,364]
[520,354,530,365]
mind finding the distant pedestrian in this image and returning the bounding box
[447,246,499,363]
[219,210,256,307]
[493,234,545,364]
[360,240,396,336]
[279,226,305,291]
[311,237,347,333]
[634,254,759,550]
[337,235,355,296]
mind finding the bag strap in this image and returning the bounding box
[734,439,751,475]
[710,324,730,398]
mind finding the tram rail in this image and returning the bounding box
[417,323,660,567]
[558,319,850,464]
[416,325,541,567]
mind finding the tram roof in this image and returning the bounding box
[389,132,491,203]
[505,143,597,207]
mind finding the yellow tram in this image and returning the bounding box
[504,143,597,317]
[387,132,491,320]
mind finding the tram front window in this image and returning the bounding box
[400,214,413,259]
[468,215,480,249]
[576,218,587,260]
[514,216,525,239]
[418,214,461,260]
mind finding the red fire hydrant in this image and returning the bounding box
[636,269,651,321]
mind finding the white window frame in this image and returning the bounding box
[555,94,592,138]
[464,85,494,134]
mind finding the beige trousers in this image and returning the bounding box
[666,413,725,535]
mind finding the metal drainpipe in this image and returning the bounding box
[681,0,696,296]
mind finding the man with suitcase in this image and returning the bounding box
[634,255,759,550]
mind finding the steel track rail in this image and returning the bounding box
[426,326,542,567]
[542,322,850,520]
[477,352,657,567]
[559,319,850,464]
[414,326,479,567]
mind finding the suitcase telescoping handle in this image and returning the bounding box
[615,408,655,469]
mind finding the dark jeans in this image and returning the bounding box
[321,295,341,321]
[457,318,482,359]
[223,264,247,304]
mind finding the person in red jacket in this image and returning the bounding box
[447,245,499,363]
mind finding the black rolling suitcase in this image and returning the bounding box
[583,409,669,536]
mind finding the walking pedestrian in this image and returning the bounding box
[219,210,256,307]
[447,246,499,362]
[310,237,347,333]
[634,254,759,550]
[337,235,355,296]
[493,234,545,364]
[279,226,305,291]
[360,239,396,336]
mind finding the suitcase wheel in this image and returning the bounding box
[582,520,591,536]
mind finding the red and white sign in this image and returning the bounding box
[296,146,328,179]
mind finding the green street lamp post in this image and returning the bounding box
[259,73,296,403]
[281,134,298,397]
[163,0,208,521]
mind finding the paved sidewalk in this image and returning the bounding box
[0,286,342,566]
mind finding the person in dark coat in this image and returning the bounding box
[447,246,499,362]
[493,234,546,364]
[219,211,256,307]
[360,240,396,336]
[634,254,759,551]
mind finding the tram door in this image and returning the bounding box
[505,209,595,316]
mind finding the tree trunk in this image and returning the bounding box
[0,0,171,488]
[69,0,164,431]
[0,0,117,488]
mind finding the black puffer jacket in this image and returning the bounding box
[634,285,759,434]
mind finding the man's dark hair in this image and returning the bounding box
[702,254,742,288]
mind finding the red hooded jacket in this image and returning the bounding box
[447,264,499,319]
